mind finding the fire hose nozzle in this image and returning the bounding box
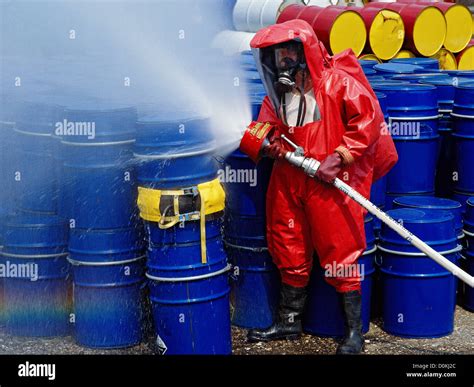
[280,135,320,178]
[240,121,276,163]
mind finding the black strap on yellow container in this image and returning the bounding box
[137,178,225,264]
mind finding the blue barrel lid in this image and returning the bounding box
[386,208,454,224]
[374,63,424,74]
[359,59,377,68]
[363,69,377,76]
[370,80,411,87]
[443,70,474,78]
[393,196,461,210]
[389,57,440,70]
[367,76,386,83]
[63,102,137,143]
[392,196,462,233]
[454,81,474,90]
[392,73,449,82]
[135,111,215,156]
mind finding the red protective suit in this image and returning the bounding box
[250,20,398,292]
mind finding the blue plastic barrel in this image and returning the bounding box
[226,242,279,329]
[69,255,146,348]
[380,209,460,337]
[135,113,218,189]
[14,101,64,213]
[1,213,70,337]
[390,57,440,70]
[136,110,232,354]
[374,63,424,77]
[463,198,474,311]
[372,84,439,194]
[146,218,232,354]
[62,105,138,229]
[393,196,463,239]
[303,216,376,336]
[452,83,474,194]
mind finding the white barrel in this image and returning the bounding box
[233,0,253,31]
[234,0,303,32]
[212,30,256,56]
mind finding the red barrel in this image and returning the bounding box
[278,5,367,56]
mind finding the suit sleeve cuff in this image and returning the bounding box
[335,145,355,166]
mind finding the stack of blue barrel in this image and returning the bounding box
[463,198,474,312]
[63,104,146,348]
[304,216,377,336]
[379,208,461,337]
[135,112,232,355]
[0,100,72,337]
[224,51,280,330]
[451,83,474,209]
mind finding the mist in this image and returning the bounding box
[0,0,253,155]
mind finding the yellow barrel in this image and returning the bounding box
[393,49,416,59]
[359,53,382,63]
[431,3,472,53]
[431,48,458,70]
[457,44,474,70]
[355,7,405,61]
[366,3,447,57]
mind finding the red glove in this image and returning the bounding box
[315,153,343,183]
[266,137,285,160]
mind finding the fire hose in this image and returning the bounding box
[240,121,474,288]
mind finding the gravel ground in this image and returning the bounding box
[0,306,472,355]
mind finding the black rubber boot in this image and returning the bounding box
[337,290,365,355]
[247,283,307,342]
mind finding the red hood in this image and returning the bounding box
[250,19,330,82]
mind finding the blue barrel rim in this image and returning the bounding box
[392,195,462,211]
[146,263,231,283]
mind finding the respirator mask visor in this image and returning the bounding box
[274,44,305,95]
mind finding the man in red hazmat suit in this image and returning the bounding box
[245,20,398,354]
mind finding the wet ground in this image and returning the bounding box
[0,306,472,355]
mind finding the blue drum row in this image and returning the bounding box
[0,99,147,348]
